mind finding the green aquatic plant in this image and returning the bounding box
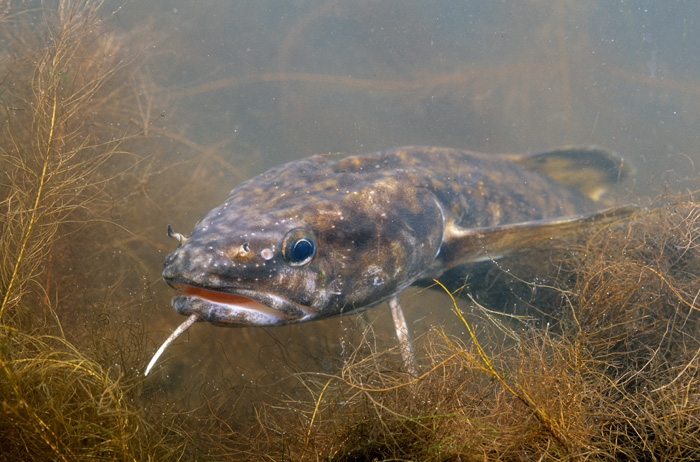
[0,2,191,460]
[0,1,134,459]
[1,0,121,323]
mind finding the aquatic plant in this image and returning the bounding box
[0,2,189,460]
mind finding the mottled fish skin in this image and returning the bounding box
[162,146,632,326]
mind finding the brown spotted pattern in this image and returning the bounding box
[162,146,623,326]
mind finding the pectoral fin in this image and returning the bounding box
[439,204,639,271]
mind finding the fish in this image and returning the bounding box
[145,145,636,375]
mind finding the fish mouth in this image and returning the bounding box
[168,283,312,327]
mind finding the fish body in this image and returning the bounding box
[162,146,634,328]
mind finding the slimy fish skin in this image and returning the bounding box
[146,146,635,375]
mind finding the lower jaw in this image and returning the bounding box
[171,294,294,327]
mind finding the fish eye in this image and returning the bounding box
[282,228,316,266]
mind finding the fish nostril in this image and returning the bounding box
[167,224,189,246]
[227,241,253,259]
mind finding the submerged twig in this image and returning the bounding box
[144,313,200,376]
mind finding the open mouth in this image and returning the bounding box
[168,283,309,327]
[145,280,312,376]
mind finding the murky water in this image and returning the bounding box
[4,0,700,459]
[109,0,700,381]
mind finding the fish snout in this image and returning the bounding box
[162,245,204,283]
[162,252,187,284]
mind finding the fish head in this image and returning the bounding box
[162,159,444,327]
[162,214,323,326]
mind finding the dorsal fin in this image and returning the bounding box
[505,146,635,201]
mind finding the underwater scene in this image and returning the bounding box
[2,0,700,460]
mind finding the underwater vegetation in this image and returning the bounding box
[1,1,700,461]
[0,1,190,460]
